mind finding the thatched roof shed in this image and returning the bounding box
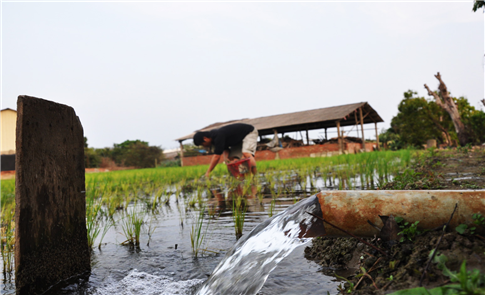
[176,102,383,142]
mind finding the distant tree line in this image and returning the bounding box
[84,138,164,169]
[380,90,485,150]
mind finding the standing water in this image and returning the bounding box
[49,194,329,295]
[197,195,325,295]
[2,190,340,295]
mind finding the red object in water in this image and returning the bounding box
[226,158,250,179]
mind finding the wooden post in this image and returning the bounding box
[375,122,380,151]
[359,107,366,152]
[341,130,345,153]
[273,129,279,146]
[306,126,310,145]
[325,128,327,140]
[15,96,90,294]
[179,141,184,167]
[336,121,341,153]
[355,110,359,138]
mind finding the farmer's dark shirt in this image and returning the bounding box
[209,123,255,155]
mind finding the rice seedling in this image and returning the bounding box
[120,208,144,247]
[1,202,15,276]
[268,198,276,218]
[86,197,102,249]
[232,197,246,239]
[145,215,157,247]
[176,201,185,228]
[190,205,210,258]
[145,187,164,213]
[300,170,308,193]
[97,218,114,249]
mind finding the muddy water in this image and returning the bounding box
[2,189,342,295]
[3,169,380,295]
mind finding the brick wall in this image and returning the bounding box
[181,143,376,166]
[182,154,224,166]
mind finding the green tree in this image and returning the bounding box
[457,97,485,144]
[85,147,102,168]
[111,140,148,165]
[473,0,484,12]
[123,142,163,168]
[84,137,101,168]
[111,140,163,168]
[391,90,485,148]
[391,90,449,148]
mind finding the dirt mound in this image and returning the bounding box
[305,231,485,294]
[304,147,485,294]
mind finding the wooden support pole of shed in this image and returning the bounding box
[306,126,310,145]
[354,110,360,138]
[341,130,345,153]
[179,140,184,167]
[336,121,341,153]
[375,122,380,151]
[325,128,327,140]
[359,107,366,152]
[273,129,279,146]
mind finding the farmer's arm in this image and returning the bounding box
[205,154,221,177]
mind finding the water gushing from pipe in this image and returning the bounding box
[197,195,325,295]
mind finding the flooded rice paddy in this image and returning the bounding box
[1,150,412,295]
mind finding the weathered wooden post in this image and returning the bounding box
[15,96,90,295]
[374,122,380,151]
[179,140,184,167]
[305,126,310,146]
[359,107,366,152]
[336,121,342,154]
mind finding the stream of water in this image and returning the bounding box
[197,195,324,295]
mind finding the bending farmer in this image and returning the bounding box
[193,123,258,178]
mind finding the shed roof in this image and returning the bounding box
[176,102,383,142]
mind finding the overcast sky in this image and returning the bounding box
[2,1,483,150]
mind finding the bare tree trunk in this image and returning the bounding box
[424,72,470,146]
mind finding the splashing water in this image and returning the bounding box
[197,195,325,295]
[93,269,204,295]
